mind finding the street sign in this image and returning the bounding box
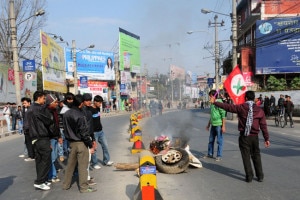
[24,72,33,81]
[207,78,214,84]
[22,60,36,72]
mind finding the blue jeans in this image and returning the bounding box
[48,139,58,179]
[18,119,23,134]
[207,126,223,158]
[91,130,110,165]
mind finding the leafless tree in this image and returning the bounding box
[0,0,47,67]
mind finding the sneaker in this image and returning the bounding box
[291,125,294,128]
[80,187,97,193]
[50,177,60,183]
[45,181,52,186]
[87,179,97,186]
[18,154,25,158]
[105,161,114,166]
[215,157,222,162]
[24,158,35,162]
[59,156,65,162]
[93,164,101,169]
[34,183,50,190]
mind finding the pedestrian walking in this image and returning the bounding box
[11,103,17,131]
[20,97,35,161]
[210,90,270,183]
[45,94,62,183]
[62,94,97,193]
[25,91,53,190]
[204,90,227,161]
[90,95,114,167]
[2,102,11,132]
[284,95,294,128]
[16,105,23,134]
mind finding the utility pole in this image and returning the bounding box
[232,0,238,68]
[9,0,21,105]
[114,59,120,111]
[72,40,78,94]
[208,15,224,89]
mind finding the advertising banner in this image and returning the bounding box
[256,17,300,74]
[0,65,36,103]
[65,48,115,81]
[119,28,141,73]
[40,31,67,93]
[78,80,108,101]
[120,71,131,95]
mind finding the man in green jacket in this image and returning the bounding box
[205,90,227,161]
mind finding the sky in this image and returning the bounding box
[44,0,233,77]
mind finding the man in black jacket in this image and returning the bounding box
[62,94,96,193]
[25,91,52,190]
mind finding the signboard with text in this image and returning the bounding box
[256,17,300,74]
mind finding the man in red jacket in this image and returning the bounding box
[210,90,270,183]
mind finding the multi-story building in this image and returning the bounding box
[225,0,300,90]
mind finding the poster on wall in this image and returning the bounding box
[40,31,67,93]
[0,65,36,103]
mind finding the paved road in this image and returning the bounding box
[0,109,300,200]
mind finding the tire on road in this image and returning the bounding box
[155,148,190,174]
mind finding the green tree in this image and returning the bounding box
[267,75,287,91]
[290,76,300,90]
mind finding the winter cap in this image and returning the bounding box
[46,94,57,105]
[82,93,92,101]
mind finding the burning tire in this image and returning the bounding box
[155,148,189,174]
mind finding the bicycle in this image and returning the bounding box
[274,107,286,128]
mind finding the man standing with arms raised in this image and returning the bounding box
[210,90,270,183]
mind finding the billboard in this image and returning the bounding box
[255,17,300,74]
[0,65,36,103]
[40,31,67,93]
[65,48,115,81]
[119,28,141,73]
[78,80,108,101]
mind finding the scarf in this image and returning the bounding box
[245,101,254,136]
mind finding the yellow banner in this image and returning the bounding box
[40,30,67,93]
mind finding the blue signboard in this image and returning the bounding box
[256,17,300,74]
[65,48,115,80]
[207,78,214,84]
[22,60,36,72]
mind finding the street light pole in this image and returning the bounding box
[201,4,238,70]
[9,0,21,105]
[232,0,238,68]
[9,0,45,105]
[72,40,95,95]
[72,40,78,94]
[207,15,224,88]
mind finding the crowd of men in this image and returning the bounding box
[255,94,295,128]
[12,91,113,193]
